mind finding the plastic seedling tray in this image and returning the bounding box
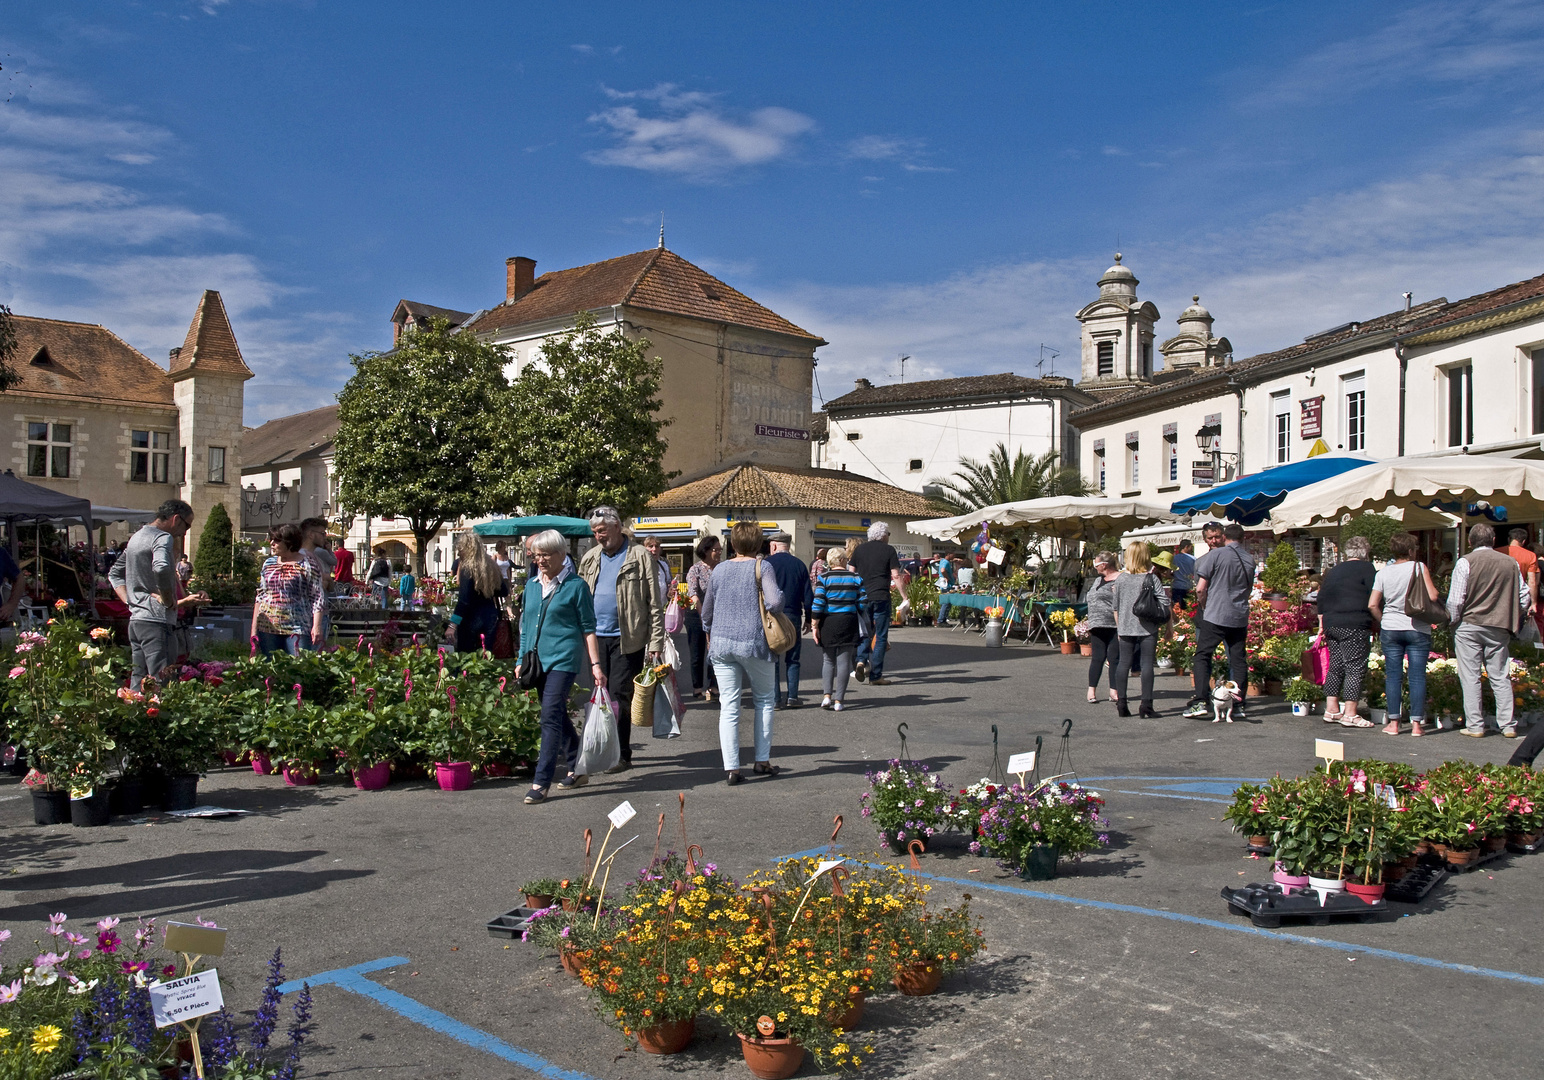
[1384,864,1446,904]
[1221,883,1388,927]
[485,906,541,939]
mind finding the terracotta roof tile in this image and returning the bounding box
[6,315,175,410]
[393,300,473,325]
[466,249,823,342]
[240,404,340,470]
[824,372,1080,411]
[170,291,254,380]
[648,463,938,518]
[1405,271,1544,335]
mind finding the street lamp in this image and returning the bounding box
[243,482,290,530]
[1193,424,1236,487]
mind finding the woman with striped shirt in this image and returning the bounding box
[813,547,863,711]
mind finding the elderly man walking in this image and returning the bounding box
[767,531,814,708]
[1449,522,1532,739]
[579,506,666,772]
[109,499,196,689]
[852,522,903,685]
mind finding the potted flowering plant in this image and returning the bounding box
[1048,608,1079,653]
[1282,676,1324,716]
[860,759,954,852]
[944,778,1003,837]
[1222,780,1277,849]
[973,780,1108,879]
[881,897,984,996]
[1072,619,1093,656]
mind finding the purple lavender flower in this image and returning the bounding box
[126,983,156,1052]
[275,982,314,1080]
[203,1007,238,1068]
[247,948,285,1055]
[73,1009,92,1064]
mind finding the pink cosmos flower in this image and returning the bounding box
[96,930,120,954]
[8,666,25,679]
[76,949,92,960]
[0,979,21,1002]
[96,917,119,932]
[64,933,87,947]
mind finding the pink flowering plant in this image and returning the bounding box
[973,781,1108,871]
[859,760,954,847]
[5,613,124,794]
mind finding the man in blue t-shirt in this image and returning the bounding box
[767,532,814,708]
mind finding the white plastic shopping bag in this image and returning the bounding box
[574,687,621,776]
[662,635,685,672]
[652,678,681,739]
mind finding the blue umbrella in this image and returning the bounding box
[472,514,594,538]
[1170,455,1379,526]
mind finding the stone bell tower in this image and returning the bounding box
[1076,254,1160,391]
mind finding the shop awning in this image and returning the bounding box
[473,515,593,538]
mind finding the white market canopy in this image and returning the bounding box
[1268,456,1544,533]
[909,496,1180,543]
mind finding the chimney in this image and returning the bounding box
[168,347,182,367]
[855,377,873,390]
[506,257,536,302]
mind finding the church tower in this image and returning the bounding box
[169,291,253,560]
[1160,296,1232,370]
[1076,254,1160,391]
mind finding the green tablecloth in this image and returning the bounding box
[939,594,1086,626]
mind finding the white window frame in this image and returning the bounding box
[26,421,72,479]
[1271,390,1292,465]
[1128,444,1139,488]
[1342,372,1367,452]
[1167,438,1178,483]
[1447,363,1474,447]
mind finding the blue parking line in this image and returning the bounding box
[780,858,1542,989]
[1105,788,1232,804]
[278,956,601,1080]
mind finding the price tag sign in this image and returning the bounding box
[1314,739,1344,762]
[810,859,846,880]
[1373,782,1402,810]
[149,969,224,1029]
[1006,752,1036,775]
[607,800,637,829]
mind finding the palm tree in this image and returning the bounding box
[927,444,1089,516]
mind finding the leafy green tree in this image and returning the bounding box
[0,304,23,392]
[1260,540,1301,595]
[1343,512,1401,561]
[927,444,1088,516]
[504,312,674,518]
[334,319,515,576]
[190,502,260,605]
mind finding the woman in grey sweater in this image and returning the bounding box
[1111,541,1166,718]
[1084,551,1121,703]
[702,521,785,785]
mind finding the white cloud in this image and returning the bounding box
[770,132,1544,402]
[846,134,950,174]
[571,44,594,55]
[586,84,814,180]
[0,68,358,424]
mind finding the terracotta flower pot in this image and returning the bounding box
[1080,644,1093,656]
[893,961,944,996]
[1246,683,1265,698]
[1264,679,1283,695]
[1382,862,1408,883]
[1483,835,1507,853]
[831,990,865,1031]
[1444,846,1480,868]
[560,895,594,912]
[1345,881,1385,905]
[636,1016,696,1055]
[738,1034,805,1080]
[1247,835,1271,850]
[524,893,555,910]
[1507,831,1541,847]
[352,762,391,790]
[434,761,473,791]
[480,761,513,778]
[1268,596,1289,611]
[884,832,927,855]
[559,945,585,978]
[1059,642,1076,655]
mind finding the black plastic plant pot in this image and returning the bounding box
[884,832,928,855]
[70,791,112,828]
[33,789,70,825]
[160,774,199,812]
[109,776,144,816]
[1019,845,1060,881]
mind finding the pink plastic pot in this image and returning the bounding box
[1272,869,1310,893]
[282,763,319,786]
[251,753,274,775]
[352,762,391,791]
[435,761,473,791]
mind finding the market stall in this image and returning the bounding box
[1169,453,1378,525]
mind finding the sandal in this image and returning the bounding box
[1381,721,1401,735]
[1410,721,1425,737]
[1087,689,1098,703]
[1338,715,1374,728]
[1322,711,1343,724]
[752,761,781,777]
[523,787,548,805]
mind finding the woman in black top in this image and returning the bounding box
[1317,536,1377,727]
[448,535,510,653]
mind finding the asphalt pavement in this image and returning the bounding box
[3,626,1541,1080]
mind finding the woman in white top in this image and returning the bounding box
[1368,531,1442,737]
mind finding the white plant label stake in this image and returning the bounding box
[588,801,640,890]
[149,969,224,1029]
[1007,751,1036,788]
[788,858,849,931]
[1315,739,1344,767]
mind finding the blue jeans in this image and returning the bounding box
[257,630,314,656]
[775,625,803,702]
[855,599,891,679]
[1381,628,1431,721]
[712,654,776,771]
[532,669,578,788]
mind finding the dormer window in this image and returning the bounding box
[29,346,52,367]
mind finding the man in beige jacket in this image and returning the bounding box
[579,506,666,772]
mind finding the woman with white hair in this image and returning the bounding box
[1110,541,1165,718]
[518,529,605,805]
[1317,535,1376,727]
[447,533,509,653]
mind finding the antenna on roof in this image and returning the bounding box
[1037,344,1060,378]
[658,212,665,250]
[898,354,909,382]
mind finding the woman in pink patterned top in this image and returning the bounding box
[250,522,326,655]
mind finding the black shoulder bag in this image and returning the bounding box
[1132,571,1172,624]
[517,586,555,691]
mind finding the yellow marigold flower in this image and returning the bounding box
[0,1028,10,1039]
[31,1025,63,1055]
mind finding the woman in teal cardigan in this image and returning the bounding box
[519,529,604,805]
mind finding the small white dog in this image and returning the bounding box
[1212,681,1242,723]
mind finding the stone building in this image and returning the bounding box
[5,291,251,557]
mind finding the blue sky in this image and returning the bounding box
[4,1,1544,423]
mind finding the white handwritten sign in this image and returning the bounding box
[810,859,846,880]
[1314,739,1344,762]
[149,969,224,1028]
[1007,752,1036,776]
[607,801,637,829]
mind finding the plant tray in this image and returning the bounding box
[1221,883,1388,927]
[485,906,541,939]
[1507,839,1540,855]
[1384,864,1446,904]
[1440,847,1508,874]
[1245,843,1273,856]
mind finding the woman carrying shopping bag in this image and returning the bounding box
[702,521,784,786]
[518,528,605,805]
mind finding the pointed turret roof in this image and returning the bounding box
[170,290,254,381]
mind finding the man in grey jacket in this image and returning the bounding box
[1448,522,1531,738]
[109,499,195,688]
